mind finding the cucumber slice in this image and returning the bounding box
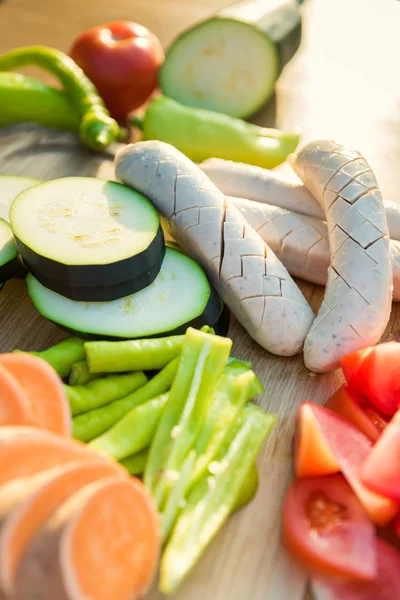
[11,177,165,301]
[160,0,301,118]
[0,218,25,283]
[27,247,227,339]
[0,175,41,222]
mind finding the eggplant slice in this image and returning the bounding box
[27,247,228,339]
[11,177,165,301]
[0,218,26,283]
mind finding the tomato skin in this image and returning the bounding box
[346,342,400,416]
[362,410,400,501]
[326,385,389,442]
[311,540,400,600]
[340,347,373,388]
[283,475,377,580]
[70,21,164,119]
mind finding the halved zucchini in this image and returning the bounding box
[0,218,25,283]
[11,177,165,301]
[0,175,41,222]
[27,247,228,339]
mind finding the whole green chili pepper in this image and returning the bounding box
[89,393,169,460]
[0,72,79,131]
[0,46,122,150]
[65,371,147,416]
[68,360,103,386]
[85,336,184,373]
[135,96,300,167]
[13,337,85,379]
[120,449,149,476]
[72,358,179,442]
[160,407,277,594]
[144,328,232,509]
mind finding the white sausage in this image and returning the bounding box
[291,140,392,372]
[233,196,400,301]
[115,141,314,356]
[200,158,400,242]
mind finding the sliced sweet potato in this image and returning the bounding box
[15,477,160,600]
[0,353,71,436]
[0,460,125,596]
[294,403,339,477]
[0,364,30,426]
[0,427,111,485]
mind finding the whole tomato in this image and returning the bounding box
[70,21,164,120]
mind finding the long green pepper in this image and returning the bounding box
[13,337,86,379]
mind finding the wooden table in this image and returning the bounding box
[1,1,400,599]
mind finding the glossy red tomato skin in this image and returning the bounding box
[311,540,400,600]
[283,475,377,581]
[340,347,373,388]
[70,21,164,119]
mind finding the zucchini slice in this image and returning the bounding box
[27,247,228,339]
[10,177,165,301]
[160,0,302,118]
[0,218,25,283]
[0,175,41,222]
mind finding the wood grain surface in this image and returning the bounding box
[1,0,400,599]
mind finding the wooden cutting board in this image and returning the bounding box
[1,123,399,600]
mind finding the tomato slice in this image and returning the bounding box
[311,540,400,600]
[326,385,389,442]
[283,475,377,580]
[340,347,373,388]
[362,410,400,501]
[352,342,400,416]
[392,512,400,538]
[294,403,397,525]
[294,403,339,478]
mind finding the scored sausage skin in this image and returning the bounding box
[291,140,392,372]
[115,141,314,357]
[234,197,400,301]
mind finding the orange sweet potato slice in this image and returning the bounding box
[0,365,30,426]
[0,459,125,596]
[15,477,160,600]
[0,353,71,436]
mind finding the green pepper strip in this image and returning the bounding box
[233,462,259,512]
[69,360,103,386]
[120,449,149,476]
[72,359,179,442]
[160,406,277,594]
[13,337,85,379]
[84,335,184,373]
[66,371,147,417]
[145,328,232,510]
[161,450,196,544]
[0,46,122,150]
[89,393,169,460]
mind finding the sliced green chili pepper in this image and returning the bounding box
[233,462,259,511]
[120,449,149,476]
[72,358,179,442]
[65,371,147,417]
[144,328,232,509]
[89,393,169,460]
[85,336,184,373]
[0,72,79,131]
[161,451,195,544]
[136,96,300,168]
[69,360,103,386]
[0,46,122,150]
[13,337,85,379]
[160,407,277,594]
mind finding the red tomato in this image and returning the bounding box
[392,512,400,538]
[347,342,400,416]
[70,21,164,119]
[311,540,400,600]
[283,475,377,580]
[362,410,400,501]
[340,347,373,388]
[294,403,397,525]
[326,385,389,442]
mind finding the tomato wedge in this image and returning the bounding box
[362,410,400,501]
[392,513,400,538]
[294,403,397,525]
[340,347,373,388]
[311,540,400,600]
[326,385,389,442]
[350,342,400,416]
[283,475,377,580]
